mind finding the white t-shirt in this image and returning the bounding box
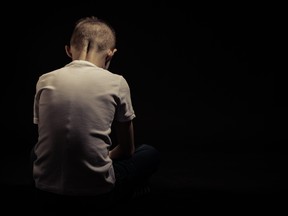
[33,60,136,195]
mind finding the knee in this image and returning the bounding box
[139,144,161,164]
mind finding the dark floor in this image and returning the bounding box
[1,142,286,214]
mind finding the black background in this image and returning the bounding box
[1,2,282,211]
[4,4,275,152]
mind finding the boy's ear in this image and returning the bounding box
[105,48,117,63]
[65,45,72,58]
[105,49,117,69]
[108,48,117,57]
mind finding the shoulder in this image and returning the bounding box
[105,70,130,86]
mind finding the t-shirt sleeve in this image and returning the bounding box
[115,77,136,122]
[33,79,41,124]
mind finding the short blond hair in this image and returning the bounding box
[70,16,116,52]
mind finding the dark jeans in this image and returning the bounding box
[31,144,160,211]
[112,144,160,199]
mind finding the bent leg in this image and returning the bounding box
[112,144,160,199]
